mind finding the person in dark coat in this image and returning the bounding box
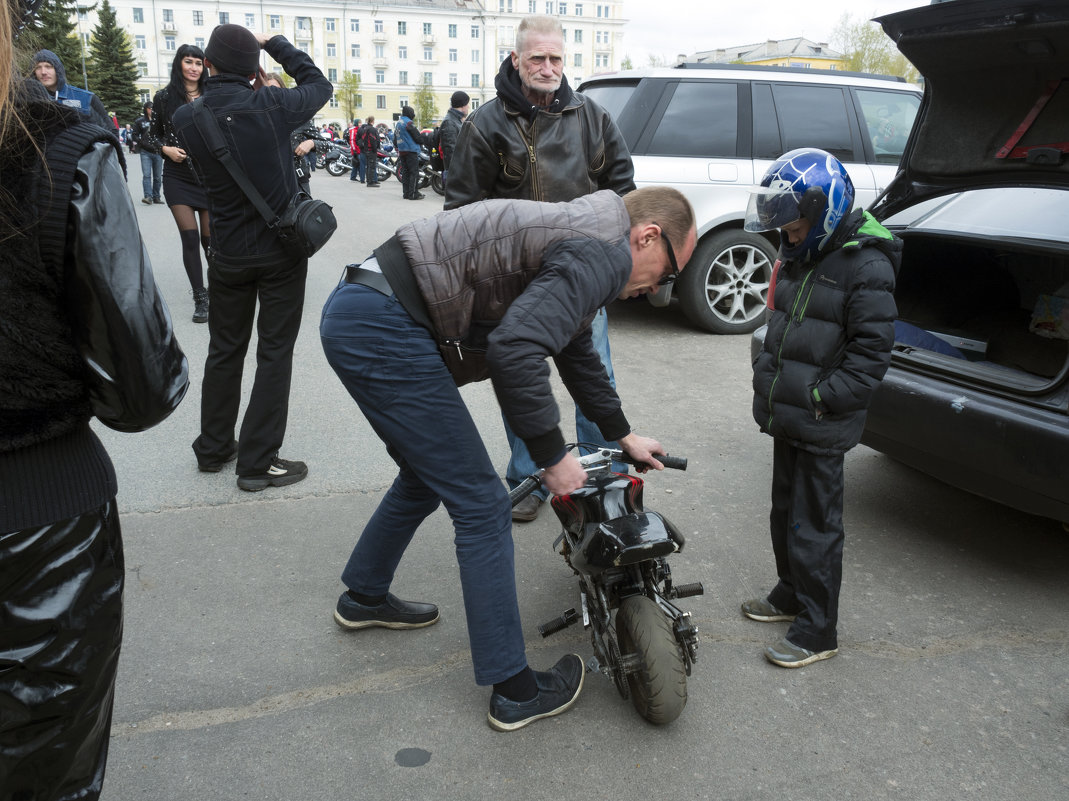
[742,147,900,668]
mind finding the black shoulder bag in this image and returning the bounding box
[189,99,336,259]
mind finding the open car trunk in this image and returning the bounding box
[892,231,1069,393]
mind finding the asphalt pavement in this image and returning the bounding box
[95,154,1069,801]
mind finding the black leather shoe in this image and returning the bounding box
[197,440,238,473]
[487,654,584,731]
[334,592,440,630]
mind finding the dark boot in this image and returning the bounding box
[192,288,209,324]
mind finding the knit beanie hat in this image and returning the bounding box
[205,24,260,77]
[450,91,470,108]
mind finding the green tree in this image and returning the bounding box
[336,72,361,122]
[832,13,919,82]
[86,0,140,122]
[620,55,633,70]
[23,0,84,83]
[412,74,437,128]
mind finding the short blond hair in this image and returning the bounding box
[624,187,696,250]
[516,15,564,54]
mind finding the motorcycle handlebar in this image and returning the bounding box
[507,447,686,509]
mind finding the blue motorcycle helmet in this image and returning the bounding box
[744,148,855,264]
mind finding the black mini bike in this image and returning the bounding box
[510,446,703,724]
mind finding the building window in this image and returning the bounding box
[132,7,143,23]
[574,29,582,43]
[597,4,609,18]
[596,30,608,44]
[398,21,407,35]
[270,15,280,30]
[218,12,229,25]
[375,70,385,84]
[162,9,173,23]
[472,49,480,62]
[329,95,339,108]
[245,14,254,27]
[138,61,148,77]
[500,0,514,12]
[423,71,432,83]
[423,22,432,36]
[374,44,384,58]
[328,68,338,82]
[327,43,336,57]
[545,2,554,14]
[194,37,204,49]
[575,3,584,15]
[353,69,361,79]
[471,25,480,39]
[297,17,310,31]
[350,19,359,33]
[498,48,510,62]
[595,53,609,68]
[399,70,408,84]
[326,18,336,32]
[351,44,360,58]
[472,74,480,88]
[528,0,536,11]
[134,34,145,49]
[448,24,457,38]
[377,95,386,109]
[449,73,458,86]
[374,19,383,34]
[574,53,582,67]
[423,47,433,60]
[192,10,202,26]
[399,46,408,59]
[164,35,176,50]
[449,48,457,62]
[559,2,568,14]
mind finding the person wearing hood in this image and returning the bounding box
[394,104,429,200]
[30,48,110,129]
[742,148,900,669]
[444,14,635,524]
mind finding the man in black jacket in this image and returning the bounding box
[743,148,899,668]
[320,186,696,730]
[131,101,163,203]
[173,25,332,491]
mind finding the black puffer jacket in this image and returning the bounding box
[752,209,900,455]
[443,57,634,208]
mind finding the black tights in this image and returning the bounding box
[170,204,210,292]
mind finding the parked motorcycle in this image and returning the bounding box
[323,144,353,177]
[510,445,702,725]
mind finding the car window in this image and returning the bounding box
[577,82,636,121]
[646,81,738,158]
[856,89,920,164]
[763,83,856,163]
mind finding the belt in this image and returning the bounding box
[344,264,393,295]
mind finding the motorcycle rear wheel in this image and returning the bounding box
[615,595,687,724]
[326,159,347,177]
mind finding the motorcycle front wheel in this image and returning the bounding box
[615,595,687,724]
[326,159,347,177]
[430,173,445,195]
[375,164,391,182]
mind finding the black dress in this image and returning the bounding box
[147,87,209,209]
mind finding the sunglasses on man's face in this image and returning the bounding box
[656,225,679,286]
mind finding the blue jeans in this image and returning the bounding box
[504,306,625,498]
[140,150,163,200]
[349,151,366,182]
[320,281,528,686]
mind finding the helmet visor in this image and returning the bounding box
[744,188,802,233]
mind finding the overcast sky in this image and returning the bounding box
[620,1,926,65]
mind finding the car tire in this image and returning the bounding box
[677,229,777,335]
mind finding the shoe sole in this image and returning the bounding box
[486,660,585,732]
[742,610,797,623]
[333,609,440,630]
[237,471,308,492]
[765,647,838,668]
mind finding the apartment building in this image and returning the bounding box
[74,0,627,127]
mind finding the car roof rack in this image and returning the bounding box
[672,62,909,83]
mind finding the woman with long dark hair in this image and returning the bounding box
[0,1,187,797]
[143,44,211,322]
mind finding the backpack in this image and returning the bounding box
[429,125,444,171]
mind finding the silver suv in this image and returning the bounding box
[580,64,921,333]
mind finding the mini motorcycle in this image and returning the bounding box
[510,445,703,724]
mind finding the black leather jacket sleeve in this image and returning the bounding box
[66,142,189,431]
